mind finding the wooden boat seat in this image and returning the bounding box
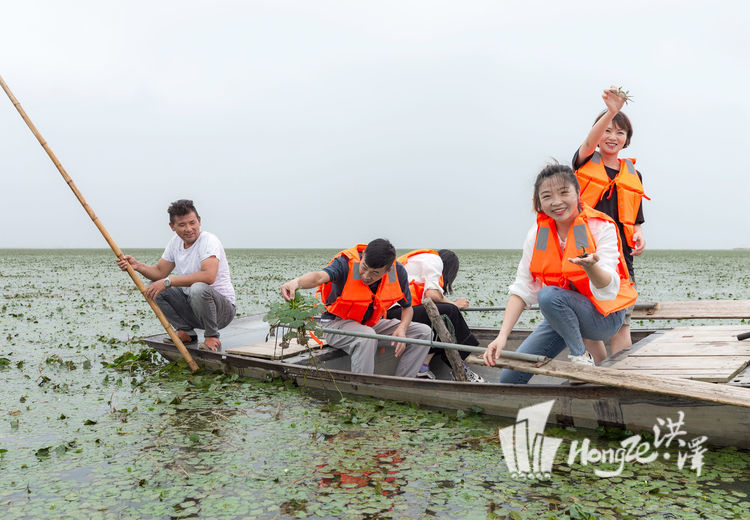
[226,338,312,360]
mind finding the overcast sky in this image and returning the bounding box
[2,1,748,250]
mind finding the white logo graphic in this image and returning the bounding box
[499,400,562,479]
[500,402,708,479]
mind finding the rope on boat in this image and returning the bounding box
[319,326,547,363]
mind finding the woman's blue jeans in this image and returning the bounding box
[500,286,625,384]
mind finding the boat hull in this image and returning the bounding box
[146,340,750,449]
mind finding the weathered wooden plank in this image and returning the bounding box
[492,357,750,407]
[614,356,749,370]
[613,370,743,383]
[422,298,466,381]
[612,371,742,383]
[614,369,736,374]
[656,326,748,338]
[629,343,750,356]
[227,338,309,359]
[612,370,742,383]
[632,301,750,320]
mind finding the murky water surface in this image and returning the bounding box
[1,249,749,519]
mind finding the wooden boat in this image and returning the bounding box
[142,300,750,448]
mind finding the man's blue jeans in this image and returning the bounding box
[500,286,625,384]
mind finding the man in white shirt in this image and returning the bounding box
[117,199,236,352]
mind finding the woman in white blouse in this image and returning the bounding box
[483,163,637,384]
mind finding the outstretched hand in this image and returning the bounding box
[483,336,506,367]
[568,252,600,268]
[602,86,626,114]
[280,279,299,301]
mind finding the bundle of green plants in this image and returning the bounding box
[264,293,322,347]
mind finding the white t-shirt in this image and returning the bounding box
[403,252,444,295]
[162,231,236,305]
[508,218,621,307]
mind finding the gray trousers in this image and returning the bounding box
[323,318,431,378]
[155,283,235,338]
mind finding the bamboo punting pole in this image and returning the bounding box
[1,76,199,372]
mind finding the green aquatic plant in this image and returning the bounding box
[264,292,322,347]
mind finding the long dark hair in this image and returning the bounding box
[438,249,459,295]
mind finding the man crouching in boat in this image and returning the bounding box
[280,238,431,377]
[117,199,236,352]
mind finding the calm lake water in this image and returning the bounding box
[1,249,749,519]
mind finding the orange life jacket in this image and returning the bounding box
[528,205,638,316]
[397,249,444,306]
[575,152,649,248]
[317,244,405,326]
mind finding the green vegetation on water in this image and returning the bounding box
[1,249,749,519]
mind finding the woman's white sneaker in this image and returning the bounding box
[568,352,595,366]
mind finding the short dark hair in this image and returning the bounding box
[363,238,396,269]
[533,162,580,213]
[437,249,459,295]
[167,199,199,224]
[594,110,633,148]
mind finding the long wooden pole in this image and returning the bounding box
[1,75,199,372]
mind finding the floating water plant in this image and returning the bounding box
[264,293,322,347]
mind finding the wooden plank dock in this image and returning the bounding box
[609,326,750,382]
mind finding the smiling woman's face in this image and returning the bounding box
[538,177,579,225]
